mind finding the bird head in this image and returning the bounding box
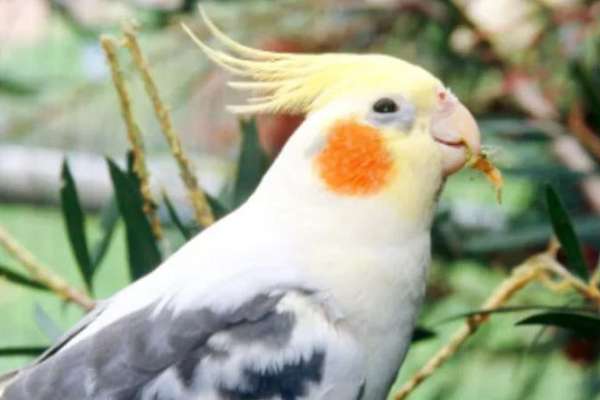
[184,12,482,227]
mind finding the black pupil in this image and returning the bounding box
[373,98,398,113]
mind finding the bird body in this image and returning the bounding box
[0,10,483,400]
[1,192,430,399]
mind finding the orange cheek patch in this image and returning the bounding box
[315,119,394,196]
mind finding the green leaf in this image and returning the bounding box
[49,1,100,39]
[60,160,94,292]
[463,216,600,254]
[90,197,119,268]
[126,151,139,183]
[34,305,63,342]
[411,326,436,343]
[545,185,589,280]
[206,193,231,220]
[0,346,48,357]
[107,158,162,281]
[436,305,595,324]
[0,77,38,96]
[504,166,593,181]
[163,193,192,240]
[571,61,600,128]
[0,265,48,291]
[232,119,269,208]
[478,118,550,140]
[516,312,600,337]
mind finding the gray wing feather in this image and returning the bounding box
[0,301,108,399]
[2,292,292,400]
[3,284,363,400]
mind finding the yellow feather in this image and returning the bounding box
[183,10,442,115]
[198,7,291,60]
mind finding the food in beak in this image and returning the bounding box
[470,153,504,203]
[431,98,503,201]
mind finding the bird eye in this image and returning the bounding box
[372,98,398,113]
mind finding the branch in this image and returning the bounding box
[0,225,94,311]
[100,35,164,241]
[540,254,600,305]
[392,255,543,400]
[393,240,600,400]
[122,25,215,228]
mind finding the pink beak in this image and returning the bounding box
[431,100,481,176]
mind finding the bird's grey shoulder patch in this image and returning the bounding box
[219,350,326,400]
[172,294,296,390]
[3,291,297,400]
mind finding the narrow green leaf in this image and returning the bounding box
[411,326,436,343]
[232,119,269,208]
[517,312,600,337]
[504,166,592,181]
[163,193,192,240]
[463,216,600,254]
[0,77,38,96]
[34,305,63,342]
[478,118,549,139]
[436,305,595,324]
[545,185,589,280]
[107,158,162,281]
[90,197,119,268]
[0,346,48,357]
[60,160,94,292]
[571,61,600,128]
[126,151,138,183]
[206,193,231,220]
[50,1,99,39]
[0,265,48,291]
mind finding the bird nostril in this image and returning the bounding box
[437,90,447,102]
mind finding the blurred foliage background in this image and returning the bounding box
[1,0,600,399]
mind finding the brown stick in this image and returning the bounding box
[393,243,600,400]
[392,257,543,400]
[100,35,164,240]
[122,26,215,228]
[0,225,95,311]
[540,254,600,305]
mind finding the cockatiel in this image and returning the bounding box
[0,10,482,400]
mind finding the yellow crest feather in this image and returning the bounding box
[183,8,442,115]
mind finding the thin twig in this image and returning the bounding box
[540,254,600,305]
[394,246,600,399]
[0,225,95,311]
[393,255,544,400]
[122,25,215,228]
[100,35,164,240]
